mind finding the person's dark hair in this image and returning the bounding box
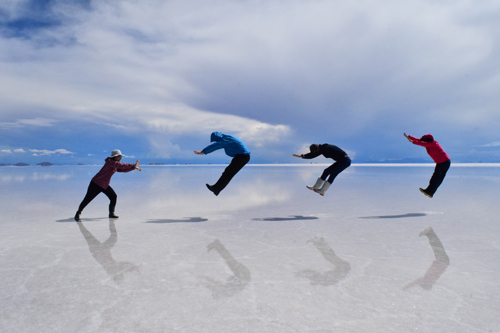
[309,144,319,152]
[420,134,434,142]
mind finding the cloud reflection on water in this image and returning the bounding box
[0,172,71,182]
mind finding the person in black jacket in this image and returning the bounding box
[293,144,351,196]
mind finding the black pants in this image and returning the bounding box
[212,154,250,194]
[425,159,450,196]
[321,157,351,184]
[78,181,117,213]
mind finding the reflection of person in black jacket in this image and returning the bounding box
[296,237,350,286]
[293,144,351,196]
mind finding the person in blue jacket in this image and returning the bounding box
[194,132,251,196]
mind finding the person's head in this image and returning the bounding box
[210,132,224,142]
[110,149,123,161]
[309,144,319,153]
[420,134,434,142]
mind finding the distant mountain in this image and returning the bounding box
[37,162,53,166]
[0,163,13,166]
[14,162,29,166]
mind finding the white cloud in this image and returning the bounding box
[143,104,291,145]
[19,118,56,126]
[1,149,12,153]
[13,148,25,153]
[103,122,129,130]
[146,137,183,159]
[479,141,500,147]
[1,0,500,162]
[29,149,75,156]
[0,118,57,128]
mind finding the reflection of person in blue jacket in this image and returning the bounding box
[194,132,251,196]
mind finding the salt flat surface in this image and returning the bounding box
[0,164,499,332]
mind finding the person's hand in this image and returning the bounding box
[404,133,413,143]
[292,154,303,158]
[134,160,142,171]
[194,150,204,155]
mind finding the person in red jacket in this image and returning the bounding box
[75,150,141,221]
[404,133,450,198]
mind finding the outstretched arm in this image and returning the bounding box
[194,150,204,155]
[134,160,142,171]
[405,134,434,147]
[115,159,141,172]
[292,154,303,158]
[404,133,413,143]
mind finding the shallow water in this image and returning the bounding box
[0,165,499,332]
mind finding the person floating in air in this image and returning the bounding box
[404,133,450,198]
[293,144,351,196]
[75,150,141,221]
[194,132,250,196]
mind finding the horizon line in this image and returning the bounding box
[3,162,500,167]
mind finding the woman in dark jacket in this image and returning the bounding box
[75,150,141,221]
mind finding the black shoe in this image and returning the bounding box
[206,184,219,196]
[74,211,81,222]
[419,188,433,198]
[109,213,119,218]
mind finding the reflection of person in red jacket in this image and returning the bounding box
[404,133,450,198]
[75,150,141,221]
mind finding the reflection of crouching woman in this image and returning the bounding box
[75,150,141,221]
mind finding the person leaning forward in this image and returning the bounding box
[194,132,250,196]
[293,144,351,196]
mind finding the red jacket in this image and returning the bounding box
[92,158,136,189]
[409,136,450,164]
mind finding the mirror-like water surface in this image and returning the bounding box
[1,165,499,332]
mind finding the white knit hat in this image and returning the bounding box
[110,149,123,158]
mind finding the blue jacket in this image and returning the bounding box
[202,132,250,157]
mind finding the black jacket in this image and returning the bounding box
[302,144,348,161]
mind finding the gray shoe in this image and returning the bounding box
[314,182,331,196]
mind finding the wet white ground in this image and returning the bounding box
[1,164,499,332]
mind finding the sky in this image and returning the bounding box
[1,0,500,165]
